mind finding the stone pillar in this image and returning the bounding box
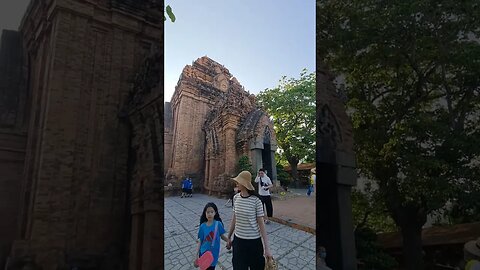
[251,149,263,173]
[317,150,357,269]
[269,150,278,183]
[224,123,237,175]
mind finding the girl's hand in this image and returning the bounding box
[193,258,199,268]
[226,239,232,250]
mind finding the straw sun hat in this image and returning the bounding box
[465,237,480,258]
[232,171,255,191]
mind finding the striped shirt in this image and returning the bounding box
[233,193,264,239]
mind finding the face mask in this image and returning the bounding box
[320,252,327,259]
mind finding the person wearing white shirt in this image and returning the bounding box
[254,168,274,224]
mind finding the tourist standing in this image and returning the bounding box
[187,177,193,197]
[226,171,273,269]
[307,168,316,196]
[254,168,273,224]
[181,177,189,198]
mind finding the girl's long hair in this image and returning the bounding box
[200,202,224,226]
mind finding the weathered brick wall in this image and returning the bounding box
[0,30,28,268]
[6,0,162,269]
[167,57,231,187]
[124,44,163,270]
[163,102,173,184]
[167,56,278,195]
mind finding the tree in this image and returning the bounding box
[256,70,316,183]
[318,0,480,268]
[276,163,291,189]
[352,188,396,234]
[237,155,255,189]
[355,226,398,270]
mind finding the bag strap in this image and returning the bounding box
[210,221,219,249]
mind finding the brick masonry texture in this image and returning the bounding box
[0,0,162,269]
[165,56,278,196]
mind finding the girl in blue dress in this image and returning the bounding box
[194,202,230,269]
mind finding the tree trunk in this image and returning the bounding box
[287,157,299,187]
[383,179,427,270]
[400,221,424,270]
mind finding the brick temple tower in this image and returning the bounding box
[0,0,163,269]
[164,56,278,195]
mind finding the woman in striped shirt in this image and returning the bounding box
[226,171,273,269]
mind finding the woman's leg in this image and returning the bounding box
[232,236,249,270]
[248,238,265,270]
[265,196,273,217]
[259,196,268,222]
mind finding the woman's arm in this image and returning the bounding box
[257,216,272,257]
[226,213,236,249]
[227,213,236,239]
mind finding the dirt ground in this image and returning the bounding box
[271,188,316,231]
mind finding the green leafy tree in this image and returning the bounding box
[237,155,255,189]
[352,188,396,233]
[352,187,399,269]
[276,163,291,189]
[318,0,480,268]
[355,227,398,270]
[256,70,316,183]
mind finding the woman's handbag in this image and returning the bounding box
[264,256,278,270]
[196,221,219,270]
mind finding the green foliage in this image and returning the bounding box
[237,155,255,188]
[165,5,176,22]
[237,155,254,175]
[274,152,288,167]
[319,0,480,267]
[352,188,397,233]
[256,69,316,174]
[276,163,291,188]
[353,189,399,268]
[355,227,399,270]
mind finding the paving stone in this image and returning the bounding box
[165,194,315,269]
[271,226,312,245]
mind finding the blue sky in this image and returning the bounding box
[165,0,315,101]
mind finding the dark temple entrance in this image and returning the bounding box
[262,142,273,176]
[262,127,273,177]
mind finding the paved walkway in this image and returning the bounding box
[165,194,316,270]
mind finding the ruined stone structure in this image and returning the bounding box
[165,57,277,195]
[317,61,357,270]
[0,0,163,269]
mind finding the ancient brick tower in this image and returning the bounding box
[164,56,278,195]
[0,0,163,269]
